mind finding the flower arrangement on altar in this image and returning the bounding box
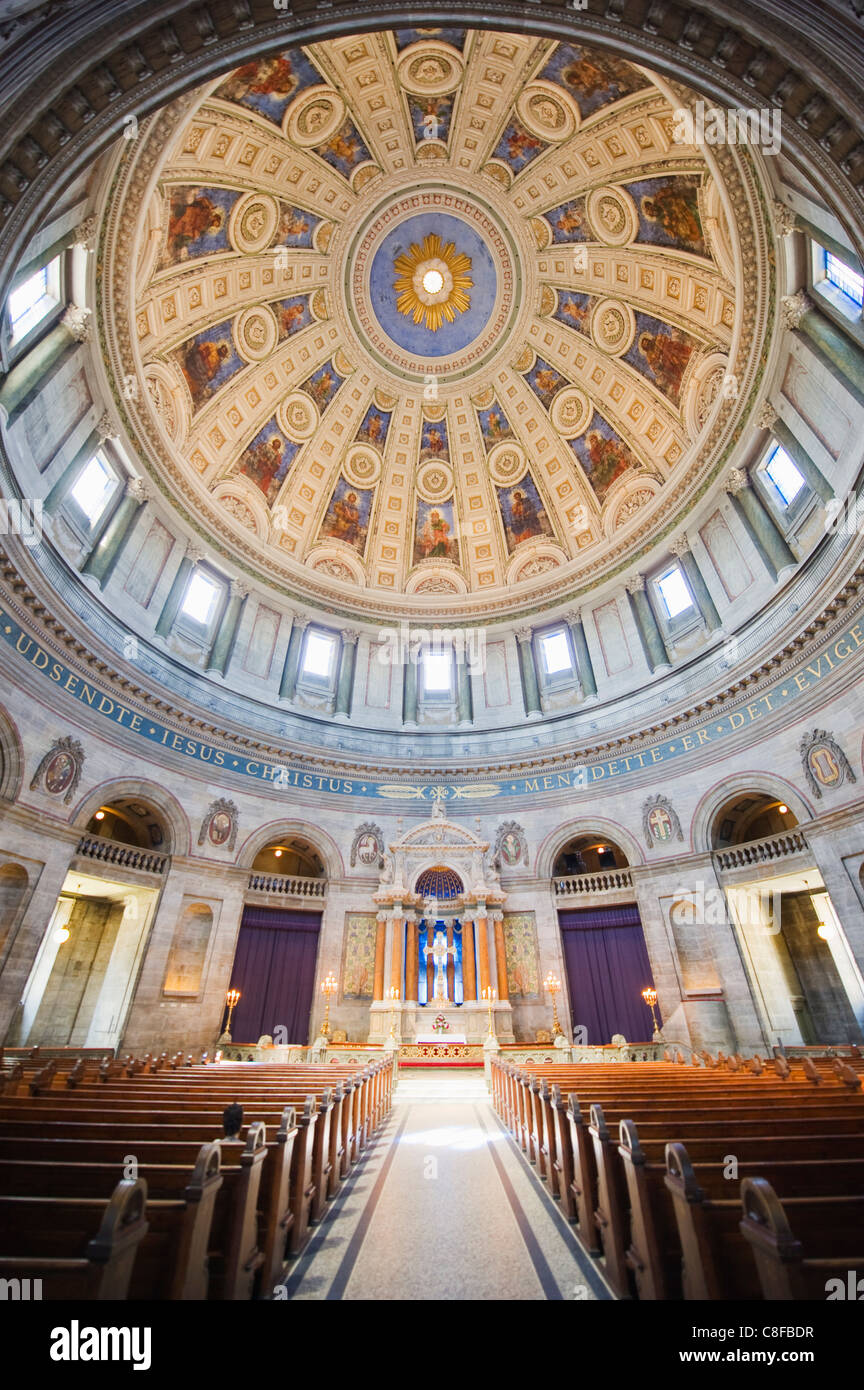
[431,1014,450,1033]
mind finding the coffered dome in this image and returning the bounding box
[98,26,768,617]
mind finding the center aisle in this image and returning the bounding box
[279,1067,612,1301]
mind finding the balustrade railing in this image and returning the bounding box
[553,867,633,896]
[247,872,326,898]
[75,835,168,875]
[713,829,810,871]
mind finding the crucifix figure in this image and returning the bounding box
[424,928,456,1004]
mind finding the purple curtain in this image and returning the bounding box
[227,907,321,1045]
[559,904,658,1044]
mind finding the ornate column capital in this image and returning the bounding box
[755,400,778,430]
[230,577,250,599]
[73,215,98,250]
[669,535,691,558]
[625,573,645,594]
[96,410,118,443]
[62,304,92,342]
[341,629,359,646]
[514,627,534,644]
[292,613,310,632]
[725,467,749,496]
[185,540,205,564]
[563,608,582,625]
[125,476,150,503]
[780,290,812,330]
[771,201,798,237]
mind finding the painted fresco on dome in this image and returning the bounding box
[496,473,554,554]
[477,400,514,448]
[313,119,373,178]
[628,174,707,257]
[274,295,313,341]
[273,203,320,249]
[524,356,569,409]
[237,417,299,503]
[355,404,392,449]
[553,289,594,336]
[394,27,466,51]
[299,359,344,412]
[413,497,460,565]
[492,119,549,173]
[545,195,590,244]
[319,476,374,555]
[624,312,699,406]
[213,49,323,124]
[569,411,639,502]
[160,186,238,267]
[419,416,450,463]
[171,319,243,411]
[409,95,454,144]
[538,42,650,118]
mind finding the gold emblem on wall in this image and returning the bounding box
[393,234,473,331]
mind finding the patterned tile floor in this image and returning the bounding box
[277,1068,613,1301]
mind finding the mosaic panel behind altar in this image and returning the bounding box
[342,912,377,1000]
[503,912,541,999]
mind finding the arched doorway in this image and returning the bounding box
[554,834,657,1044]
[226,834,326,1045]
[710,791,864,1045]
[11,796,169,1050]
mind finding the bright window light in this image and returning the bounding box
[8,259,60,343]
[423,647,453,692]
[656,566,694,620]
[302,630,336,678]
[69,452,117,524]
[764,443,805,506]
[824,250,864,307]
[540,630,572,674]
[181,571,220,625]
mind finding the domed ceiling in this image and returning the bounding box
[98,26,770,616]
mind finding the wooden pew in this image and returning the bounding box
[740,1177,864,1300]
[665,1142,864,1299]
[0,1096,312,1269]
[0,1177,147,1300]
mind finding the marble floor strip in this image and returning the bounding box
[278,1070,613,1302]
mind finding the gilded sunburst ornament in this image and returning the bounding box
[393,234,473,331]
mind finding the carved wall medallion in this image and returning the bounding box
[495,820,528,867]
[350,821,384,867]
[30,736,84,805]
[799,728,857,798]
[642,793,684,848]
[198,798,239,851]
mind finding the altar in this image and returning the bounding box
[366,800,516,1045]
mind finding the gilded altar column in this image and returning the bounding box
[405,916,418,1002]
[425,920,434,1000]
[475,908,491,995]
[373,912,386,1002]
[390,913,404,997]
[462,919,477,1001]
[446,919,455,1001]
[493,911,509,1002]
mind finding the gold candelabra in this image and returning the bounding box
[387,985,400,1040]
[319,972,338,1037]
[482,985,496,1038]
[225,988,240,1033]
[543,971,563,1036]
[641,987,661,1038]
